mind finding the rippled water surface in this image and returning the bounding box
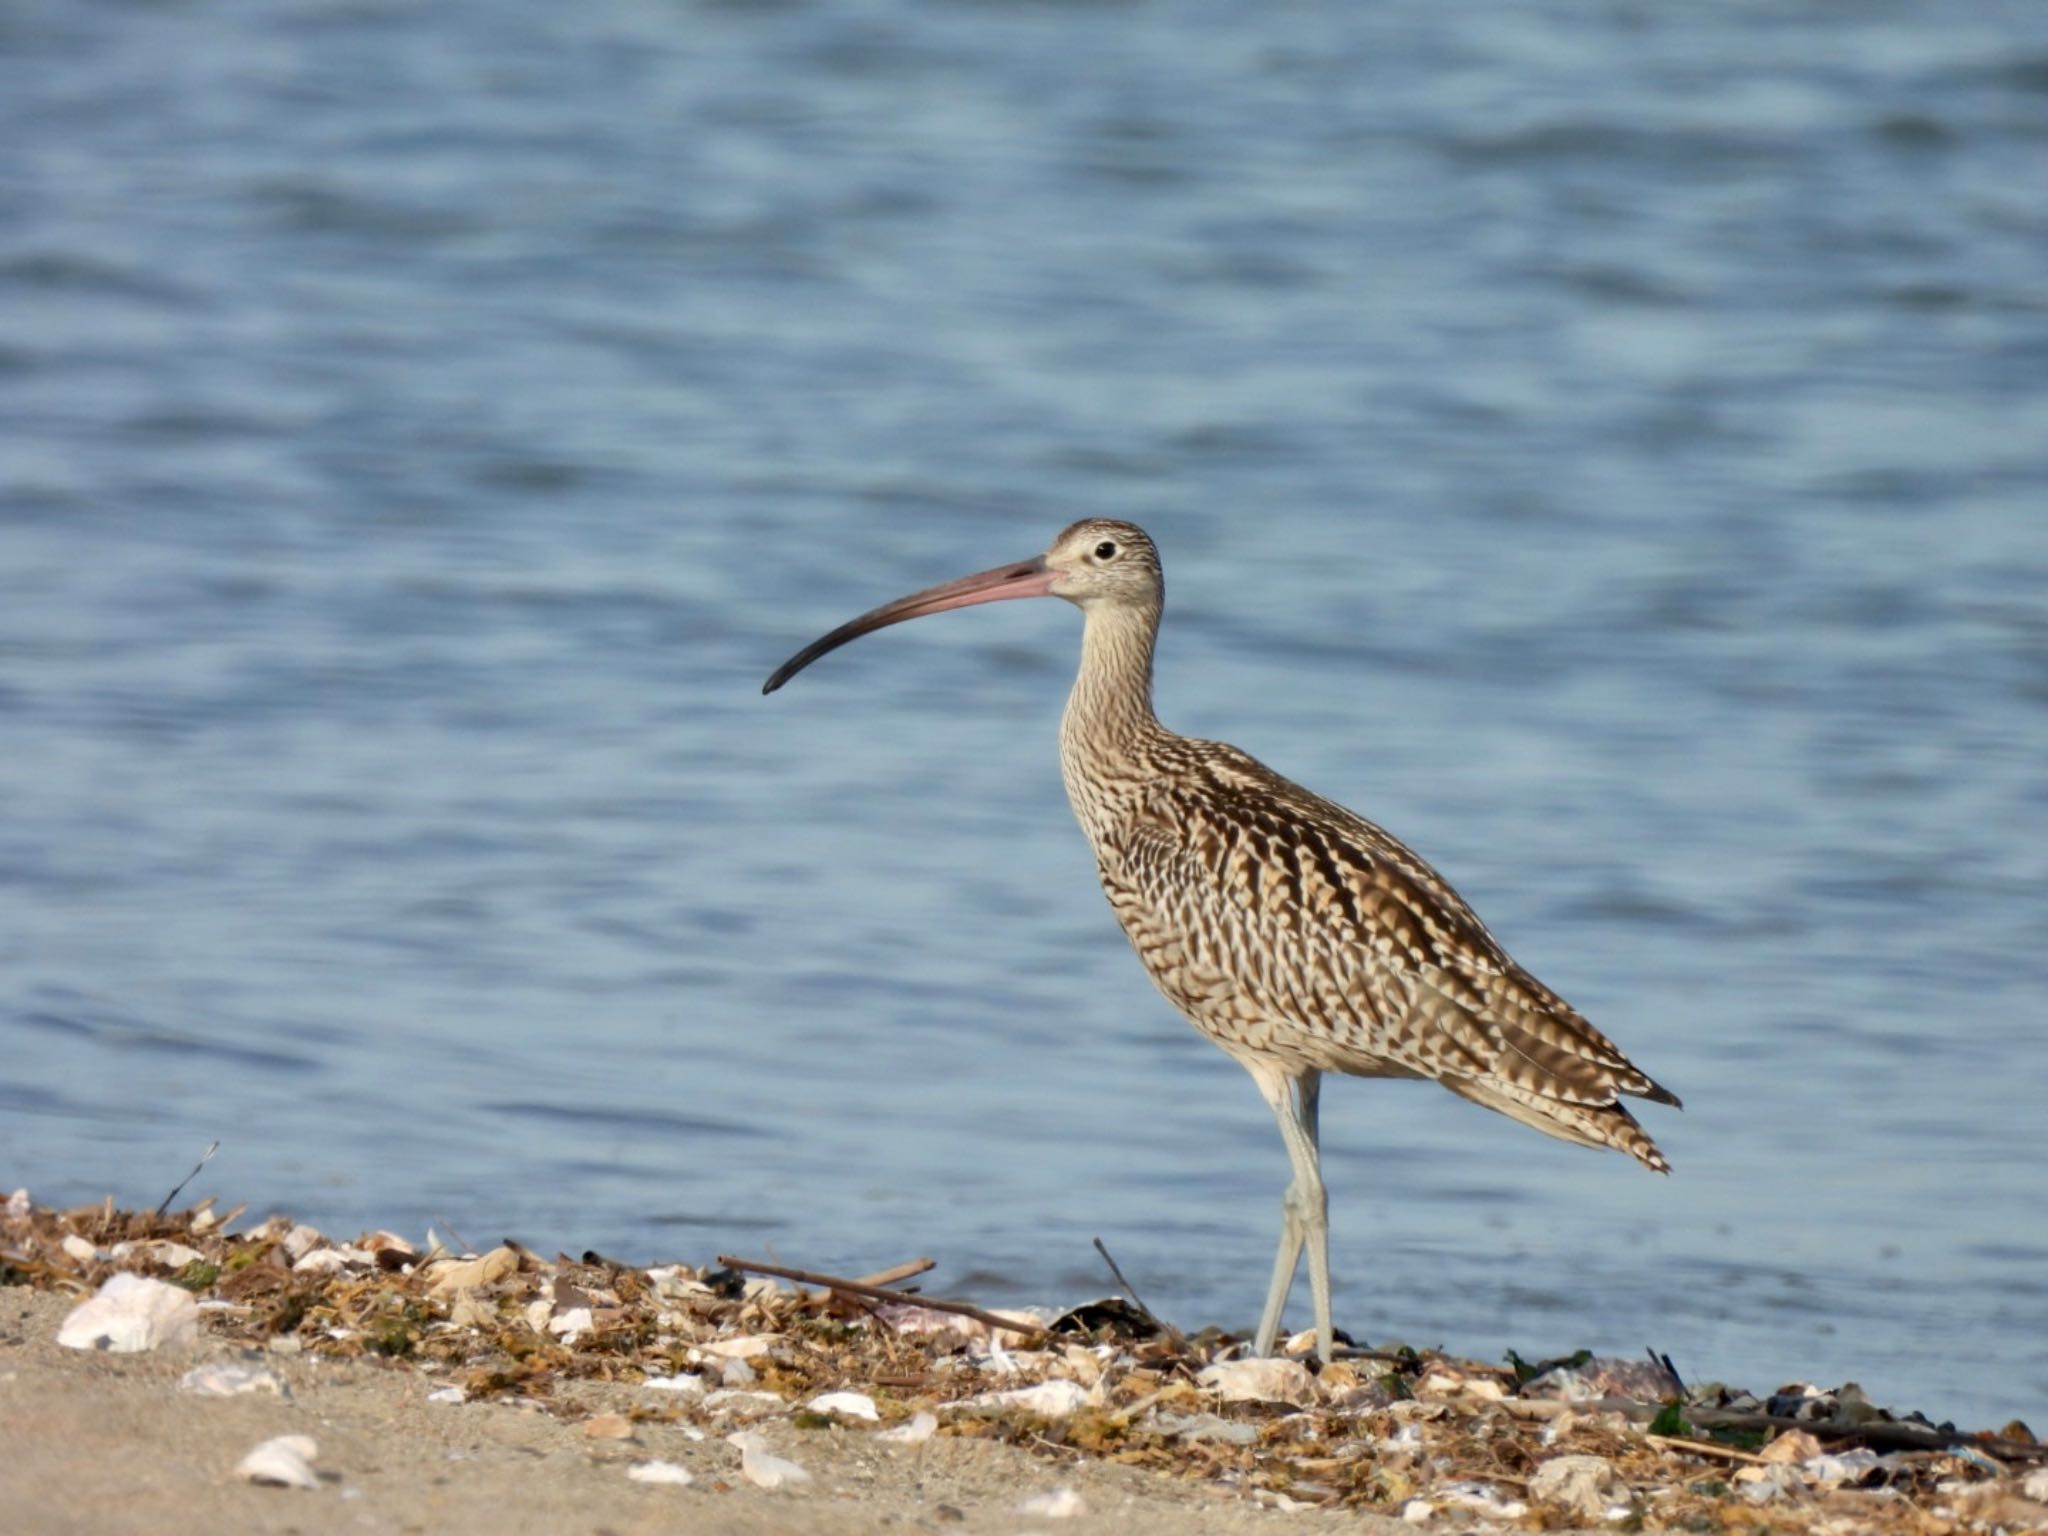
[4,0,2046,1430]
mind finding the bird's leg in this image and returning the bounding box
[1295,1072,1334,1361]
[1247,1064,1332,1362]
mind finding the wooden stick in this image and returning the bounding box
[1646,1433,1770,1466]
[853,1258,936,1289]
[1680,1407,2045,1463]
[715,1254,1045,1341]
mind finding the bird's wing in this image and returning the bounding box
[1122,741,1679,1119]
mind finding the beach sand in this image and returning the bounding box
[7,1194,2045,1536]
[0,1286,1407,1536]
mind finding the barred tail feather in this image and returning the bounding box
[1441,1077,1672,1174]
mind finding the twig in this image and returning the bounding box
[1646,1433,1769,1466]
[1612,1403,2045,1464]
[716,1254,1045,1341]
[1648,1346,1686,1397]
[1090,1237,1182,1344]
[854,1257,936,1289]
[1680,1407,2047,1463]
[1334,1345,1452,1367]
[155,1141,219,1219]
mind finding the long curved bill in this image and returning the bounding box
[762,554,1055,694]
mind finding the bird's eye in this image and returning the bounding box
[1094,540,1119,561]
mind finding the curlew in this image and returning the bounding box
[763,519,1678,1361]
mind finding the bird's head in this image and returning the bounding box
[1041,518,1163,612]
[762,519,1162,694]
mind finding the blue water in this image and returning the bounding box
[4,0,2046,1432]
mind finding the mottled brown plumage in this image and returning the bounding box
[765,517,1678,1361]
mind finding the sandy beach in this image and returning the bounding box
[2,1283,1405,1536]
[6,1195,2046,1536]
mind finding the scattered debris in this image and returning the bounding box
[56,1273,199,1353]
[5,1191,2045,1534]
[1528,1453,1625,1522]
[234,1434,321,1490]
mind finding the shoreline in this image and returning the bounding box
[4,1191,2044,1535]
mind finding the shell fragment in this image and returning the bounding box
[57,1274,200,1354]
[727,1429,811,1489]
[235,1434,321,1490]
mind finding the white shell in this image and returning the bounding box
[425,1245,520,1295]
[1434,1481,1526,1519]
[641,1372,706,1395]
[235,1434,320,1490]
[291,1246,371,1275]
[695,1334,775,1359]
[178,1362,287,1398]
[1016,1487,1086,1519]
[876,1411,938,1444]
[726,1430,811,1489]
[1194,1358,1315,1406]
[57,1273,199,1353]
[807,1390,879,1421]
[548,1305,595,1342]
[626,1460,694,1485]
[969,1378,1090,1419]
[701,1389,785,1418]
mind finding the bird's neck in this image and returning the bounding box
[1060,600,1164,838]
